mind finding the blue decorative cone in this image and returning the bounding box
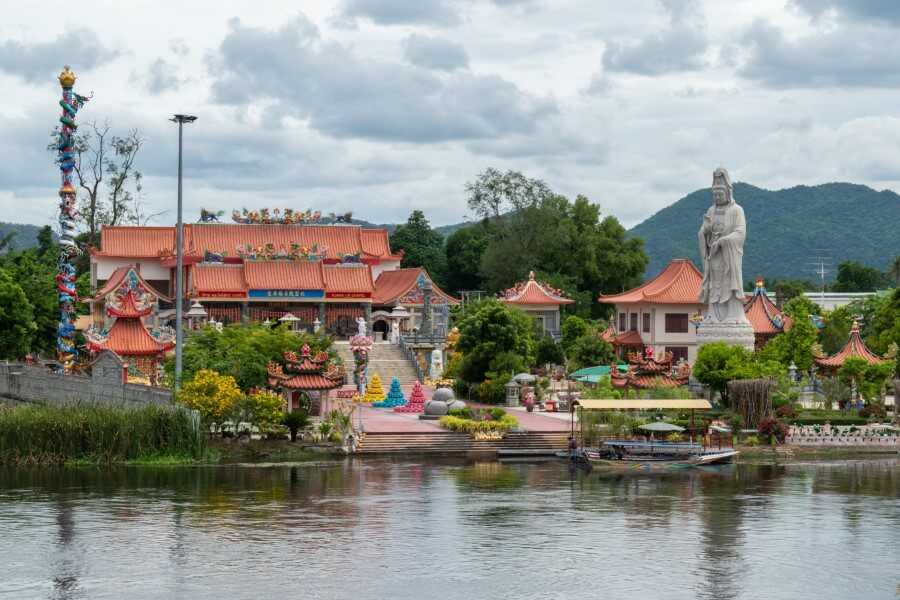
[373,377,406,408]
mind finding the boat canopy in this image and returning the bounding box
[638,421,685,432]
[575,399,712,410]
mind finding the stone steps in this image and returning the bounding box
[333,341,422,385]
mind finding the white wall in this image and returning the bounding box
[94,257,169,281]
[615,302,703,363]
[371,259,401,280]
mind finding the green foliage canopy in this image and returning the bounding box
[455,299,536,385]
[389,210,447,285]
[0,269,35,359]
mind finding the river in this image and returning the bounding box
[1,459,898,599]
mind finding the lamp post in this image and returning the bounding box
[170,114,197,390]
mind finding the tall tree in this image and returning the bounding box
[889,255,900,287]
[389,210,447,284]
[443,222,490,293]
[0,269,36,359]
[831,260,891,292]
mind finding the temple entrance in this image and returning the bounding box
[373,319,389,341]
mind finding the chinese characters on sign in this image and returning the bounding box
[248,289,326,299]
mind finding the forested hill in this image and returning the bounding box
[0,222,50,252]
[628,182,900,281]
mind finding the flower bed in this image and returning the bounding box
[438,408,519,435]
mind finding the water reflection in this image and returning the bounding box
[0,459,897,600]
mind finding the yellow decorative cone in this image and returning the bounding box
[363,373,386,403]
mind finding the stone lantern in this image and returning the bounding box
[505,378,521,407]
[185,301,208,330]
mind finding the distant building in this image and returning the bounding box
[803,292,877,311]
[499,271,574,339]
[743,278,791,351]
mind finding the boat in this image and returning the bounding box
[578,440,738,470]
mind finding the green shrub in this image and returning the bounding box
[743,435,760,446]
[438,413,519,433]
[448,407,474,419]
[282,410,310,442]
[0,404,205,464]
[790,416,868,426]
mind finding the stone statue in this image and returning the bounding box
[356,316,367,337]
[390,320,400,344]
[696,167,754,349]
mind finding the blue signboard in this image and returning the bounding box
[248,289,325,299]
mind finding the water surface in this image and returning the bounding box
[1,459,898,599]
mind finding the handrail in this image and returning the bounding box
[398,335,425,382]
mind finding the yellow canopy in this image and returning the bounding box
[575,399,712,410]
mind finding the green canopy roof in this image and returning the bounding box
[570,364,628,381]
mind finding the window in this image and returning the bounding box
[629,313,638,331]
[665,313,689,333]
[642,313,651,333]
[667,346,689,363]
[619,312,626,332]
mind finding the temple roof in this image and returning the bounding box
[599,259,703,305]
[815,321,888,369]
[372,267,459,305]
[267,345,343,390]
[92,265,170,304]
[191,261,375,297]
[86,319,174,356]
[499,271,574,306]
[744,279,791,335]
[93,224,401,262]
[90,265,169,319]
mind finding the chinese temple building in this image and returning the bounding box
[84,265,174,383]
[599,259,704,364]
[372,267,459,338]
[89,221,457,337]
[743,278,791,351]
[814,321,891,375]
[609,349,692,390]
[267,344,344,415]
[499,271,574,338]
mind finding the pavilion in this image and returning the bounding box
[84,265,174,383]
[267,344,344,416]
[814,321,891,375]
[743,278,791,351]
[499,271,574,339]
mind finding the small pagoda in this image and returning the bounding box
[610,348,691,390]
[814,321,891,375]
[499,271,573,338]
[743,278,791,351]
[267,344,344,415]
[84,265,174,384]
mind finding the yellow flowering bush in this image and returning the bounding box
[177,369,243,432]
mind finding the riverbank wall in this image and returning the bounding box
[0,351,172,408]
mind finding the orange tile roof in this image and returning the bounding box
[91,265,170,302]
[94,224,400,261]
[323,264,374,294]
[599,259,703,305]
[88,319,173,356]
[744,285,790,335]
[192,264,247,294]
[269,374,343,390]
[244,261,324,290]
[815,322,888,369]
[500,272,574,306]
[372,267,459,305]
[612,330,644,346]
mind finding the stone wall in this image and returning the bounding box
[0,351,172,408]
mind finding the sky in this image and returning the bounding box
[2,0,900,230]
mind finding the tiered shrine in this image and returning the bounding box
[610,349,691,391]
[266,344,344,415]
[814,321,892,375]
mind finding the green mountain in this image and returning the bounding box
[0,222,51,252]
[629,182,900,282]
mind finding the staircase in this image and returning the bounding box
[356,431,570,456]
[334,342,421,385]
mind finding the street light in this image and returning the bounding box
[170,114,197,390]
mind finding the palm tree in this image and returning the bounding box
[889,255,900,287]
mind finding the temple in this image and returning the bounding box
[814,321,891,375]
[266,344,344,415]
[89,222,456,337]
[743,278,790,351]
[84,265,175,383]
[499,271,574,338]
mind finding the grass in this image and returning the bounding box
[0,404,206,465]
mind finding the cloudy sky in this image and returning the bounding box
[2,0,900,230]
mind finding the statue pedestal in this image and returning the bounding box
[696,320,755,352]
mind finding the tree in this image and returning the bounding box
[465,168,552,221]
[50,122,149,245]
[820,305,854,355]
[838,357,868,406]
[561,315,591,352]
[443,223,490,293]
[389,210,447,284]
[831,260,890,293]
[692,342,780,405]
[0,269,36,358]
[771,279,813,305]
[566,334,615,372]
[759,297,820,371]
[535,335,565,367]
[176,369,243,432]
[888,256,900,287]
[236,390,285,435]
[456,299,536,384]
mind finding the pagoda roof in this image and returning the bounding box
[267,373,344,390]
[499,272,574,306]
[599,259,703,305]
[90,265,169,318]
[815,321,888,369]
[191,261,375,297]
[192,264,247,296]
[91,265,171,304]
[267,345,344,390]
[372,267,459,305]
[86,319,174,356]
[93,224,401,262]
[744,280,791,335]
[609,330,644,347]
